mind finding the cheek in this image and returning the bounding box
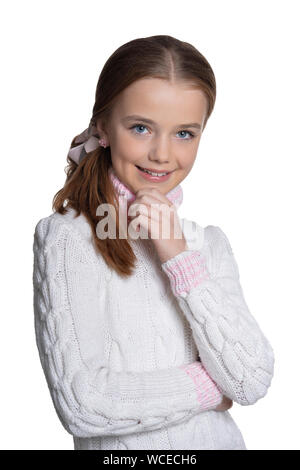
[114,129,146,161]
[176,147,197,170]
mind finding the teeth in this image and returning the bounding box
[138,166,168,176]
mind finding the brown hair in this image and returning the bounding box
[52,35,217,277]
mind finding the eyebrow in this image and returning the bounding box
[121,114,202,130]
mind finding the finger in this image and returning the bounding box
[128,202,161,222]
[133,194,170,210]
[130,197,176,220]
[130,197,172,218]
[129,204,177,232]
[135,188,174,207]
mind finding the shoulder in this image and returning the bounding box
[33,207,93,253]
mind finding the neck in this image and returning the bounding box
[108,166,183,209]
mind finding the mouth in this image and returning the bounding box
[135,165,173,177]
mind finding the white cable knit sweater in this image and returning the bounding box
[32,168,275,450]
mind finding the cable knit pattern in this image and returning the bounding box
[161,227,275,407]
[32,170,274,450]
[33,219,224,433]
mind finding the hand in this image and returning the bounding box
[215,395,233,412]
[127,187,188,263]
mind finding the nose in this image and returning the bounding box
[148,135,171,164]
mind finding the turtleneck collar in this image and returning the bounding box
[108,166,183,209]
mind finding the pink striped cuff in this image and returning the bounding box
[161,250,210,297]
[180,362,223,410]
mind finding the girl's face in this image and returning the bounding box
[97,78,208,195]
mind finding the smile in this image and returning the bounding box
[135,165,173,182]
[135,165,171,176]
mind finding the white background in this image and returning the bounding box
[1,0,299,450]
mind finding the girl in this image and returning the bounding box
[32,35,275,450]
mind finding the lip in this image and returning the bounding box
[135,165,173,182]
[136,165,173,174]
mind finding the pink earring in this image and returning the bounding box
[98,138,107,148]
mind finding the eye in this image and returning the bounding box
[177,130,195,140]
[129,123,195,140]
[130,124,149,135]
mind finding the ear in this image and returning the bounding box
[96,118,109,141]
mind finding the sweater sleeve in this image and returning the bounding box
[161,225,275,406]
[32,216,223,439]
